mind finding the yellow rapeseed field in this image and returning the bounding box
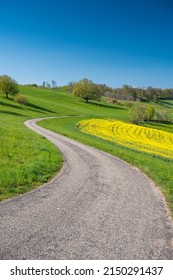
[78,119,173,159]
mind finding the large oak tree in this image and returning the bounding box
[72,78,101,103]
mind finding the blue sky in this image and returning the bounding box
[0,0,173,88]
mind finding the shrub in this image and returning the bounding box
[145,105,155,121]
[125,101,133,108]
[14,94,28,108]
[129,105,155,124]
[111,98,118,104]
[129,106,145,124]
[155,110,172,122]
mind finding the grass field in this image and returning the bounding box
[0,85,173,216]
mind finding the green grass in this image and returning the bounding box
[143,121,173,133]
[158,99,173,108]
[0,86,173,217]
[0,121,63,200]
[0,86,127,200]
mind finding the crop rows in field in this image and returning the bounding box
[79,119,173,159]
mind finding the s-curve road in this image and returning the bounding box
[0,117,173,259]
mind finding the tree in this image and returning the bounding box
[97,83,113,95]
[68,81,76,92]
[51,80,57,88]
[14,94,28,108]
[146,86,156,101]
[46,82,51,88]
[145,105,155,121]
[72,78,101,103]
[0,75,19,98]
[155,110,172,122]
[129,105,146,124]
[129,105,155,124]
[131,88,138,101]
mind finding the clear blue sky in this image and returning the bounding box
[1,0,173,88]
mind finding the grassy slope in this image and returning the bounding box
[0,86,173,216]
[0,86,127,200]
[0,86,65,200]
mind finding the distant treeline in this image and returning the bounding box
[26,81,173,102]
[104,85,173,102]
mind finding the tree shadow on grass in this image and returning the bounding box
[89,101,126,110]
[26,102,56,114]
[0,110,26,117]
[0,101,19,109]
[0,99,56,115]
[150,120,173,126]
[158,100,173,107]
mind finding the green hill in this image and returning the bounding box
[0,86,173,216]
[0,85,127,200]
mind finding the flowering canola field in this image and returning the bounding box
[78,119,173,159]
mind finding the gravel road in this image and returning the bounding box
[0,117,173,259]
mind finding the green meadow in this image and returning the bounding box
[0,86,173,216]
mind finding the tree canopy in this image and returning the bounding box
[0,75,19,98]
[72,78,101,103]
[14,94,28,108]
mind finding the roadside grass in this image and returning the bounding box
[0,112,63,200]
[1,85,173,217]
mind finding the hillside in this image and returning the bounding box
[0,85,128,200]
[0,86,173,215]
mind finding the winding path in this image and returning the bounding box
[0,117,173,259]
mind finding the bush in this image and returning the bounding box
[14,94,28,108]
[125,101,133,108]
[106,97,117,104]
[129,106,145,124]
[155,110,172,122]
[145,105,155,121]
[129,105,155,124]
